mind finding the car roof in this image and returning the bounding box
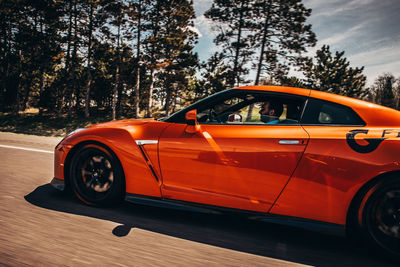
[236,85,311,97]
[235,85,400,127]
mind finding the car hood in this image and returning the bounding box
[87,118,154,129]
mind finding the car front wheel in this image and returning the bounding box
[69,144,124,206]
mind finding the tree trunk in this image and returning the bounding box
[73,0,80,114]
[134,0,142,118]
[84,72,92,117]
[247,0,273,122]
[65,0,73,70]
[147,68,155,117]
[112,24,121,120]
[58,0,73,117]
[172,94,177,114]
[84,4,94,118]
[112,66,119,120]
[164,85,171,117]
[0,20,10,113]
[14,49,22,114]
[254,0,273,85]
[66,0,78,117]
[231,0,245,88]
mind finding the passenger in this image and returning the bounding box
[259,100,283,124]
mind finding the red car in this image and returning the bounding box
[51,86,400,258]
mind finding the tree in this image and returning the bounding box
[279,76,307,88]
[0,0,64,113]
[126,0,147,118]
[197,52,230,98]
[142,0,164,117]
[103,1,128,120]
[368,73,400,109]
[154,0,198,116]
[301,45,366,97]
[205,0,256,87]
[253,0,316,85]
[0,0,323,120]
[82,0,102,118]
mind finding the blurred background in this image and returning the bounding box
[0,0,399,135]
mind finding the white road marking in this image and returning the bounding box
[0,144,53,154]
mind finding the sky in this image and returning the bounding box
[192,0,400,86]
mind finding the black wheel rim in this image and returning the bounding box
[367,187,400,254]
[74,149,114,201]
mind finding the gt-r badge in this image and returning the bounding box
[346,129,385,153]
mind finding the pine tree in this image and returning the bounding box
[154,0,198,116]
[126,0,148,118]
[103,1,128,120]
[301,45,366,97]
[253,0,316,85]
[142,0,164,117]
[82,0,104,118]
[369,73,397,108]
[198,52,230,97]
[0,0,64,113]
[205,0,256,87]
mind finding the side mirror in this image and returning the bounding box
[185,109,198,125]
[185,109,200,133]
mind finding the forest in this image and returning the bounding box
[1,0,399,122]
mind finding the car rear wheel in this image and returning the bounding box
[69,144,124,206]
[358,177,400,259]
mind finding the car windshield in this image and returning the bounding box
[160,89,234,122]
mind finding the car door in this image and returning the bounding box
[270,97,370,223]
[158,90,309,213]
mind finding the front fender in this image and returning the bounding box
[58,121,170,197]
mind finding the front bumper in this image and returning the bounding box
[51,177,65,191]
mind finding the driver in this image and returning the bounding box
[259,100,283,124]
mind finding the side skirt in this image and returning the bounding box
[125,193,345,236]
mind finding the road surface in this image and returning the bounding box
[0,131,396,266]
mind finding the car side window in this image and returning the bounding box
[301,98,365,125]
[197,92,305,125]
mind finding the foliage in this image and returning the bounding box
[301,45,366,97]
[366,73,400,109]
[205,0,316,86]
[0,0,198,118]
[1,0,397,122]
[205,0,256,87]
[252,0,316,85]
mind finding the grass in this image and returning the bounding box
[0,112,115,137]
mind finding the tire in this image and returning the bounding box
[69,144,124,206]
[357,177,400,259]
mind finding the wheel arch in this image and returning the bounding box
[346,170,400,231]
[63,140,126,193]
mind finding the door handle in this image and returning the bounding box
[279,140,300,145]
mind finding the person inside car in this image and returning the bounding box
[259,100,283,124]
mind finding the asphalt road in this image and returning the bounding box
[0,131,397,266]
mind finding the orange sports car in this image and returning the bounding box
[51,85,400,257]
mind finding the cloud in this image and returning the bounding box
[348,45,400,85]
[193,14,219,61]
[192,0,400,84]
[194,15,211,28]
[193,0,213,17]
[305,0,374,18]
[303,0,400,85]
[318,22,367,46]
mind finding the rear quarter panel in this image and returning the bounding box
[271,91,400,225]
